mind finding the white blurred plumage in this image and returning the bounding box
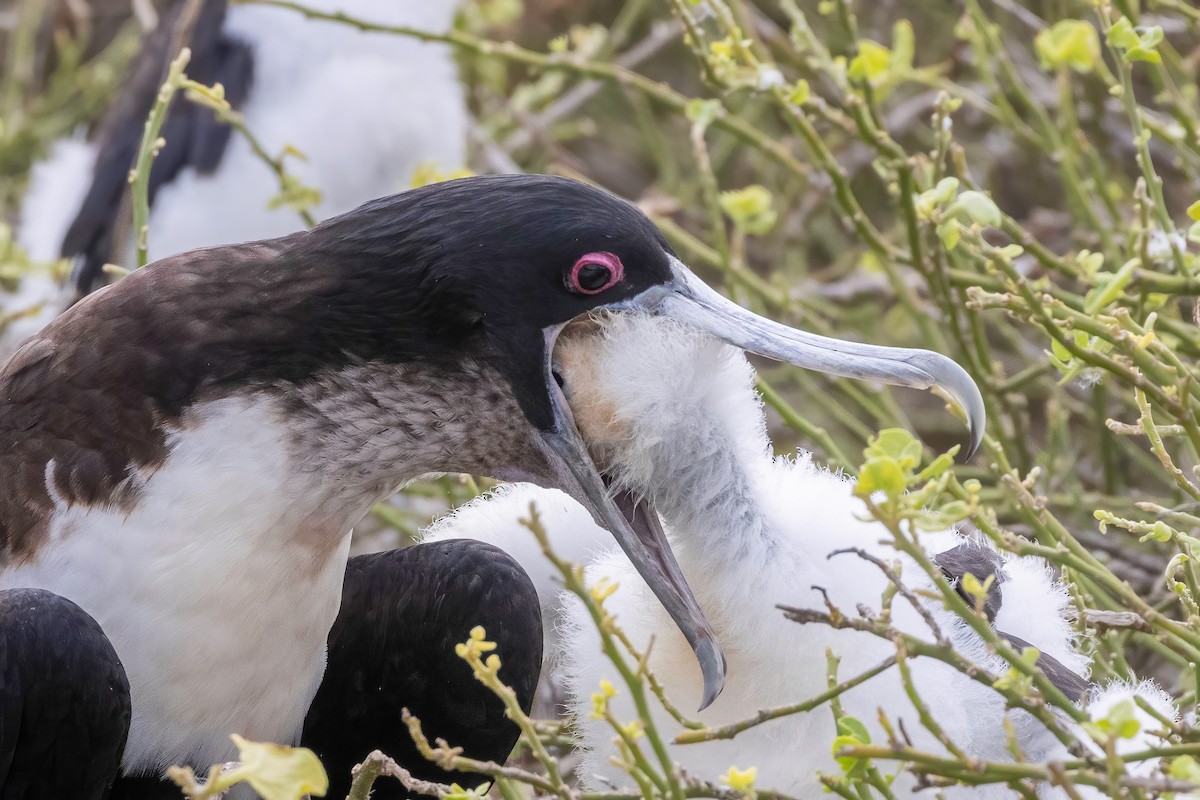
[17,137,98,264]
[6,0,467,362]
[424,484,609,662]
[142,0,466,257]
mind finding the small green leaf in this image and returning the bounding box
[855,457,907,498]
[1126,45,1162,63]
[1107,17,1139,50]
[916,177,960,220]
[848,40,891,83]
[859,251,884,275]
[1140,520,1176,543]
[183,83,232,113]
[213,736,328,800]
[462,0,524,32]
[1076,249,1105,277]
[953,191,1002,227]
[832,717,872,778]
[913,500,971,532]
[831,736,867,776]
[1047,339,1072,371]
[937,220,960,251]
[865,428,923,469]
[267,174,322,214]
[957,568,997,604]
[1169,755,1200,783]
[1167,553,1190,596]
[836,716,872,743]
[931,177,960,204]
[992,646,1040,694]
[914,451,956,483]
[719,185,778,235]
[788,78,811,105]
[410,163,474,189]
[1186,200,1200,221]
[1107,19,1163,64]
[1139,25,1164,48]
[719,766,758,794]
[1093,699,1142,740]
[443,783,492,800]
[1035,19,1100,73]
[685,99,722,130]
[1084,258,1139,314]
[280,144,308,162]
[891,20,915,72]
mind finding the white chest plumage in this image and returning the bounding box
[0,397,355,773]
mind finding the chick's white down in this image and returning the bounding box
[426,313,1175,797]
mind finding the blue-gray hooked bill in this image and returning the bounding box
[539,256,985,712]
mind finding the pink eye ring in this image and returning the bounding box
[568,251,624,295]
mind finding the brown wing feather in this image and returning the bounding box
[0,237,302,565]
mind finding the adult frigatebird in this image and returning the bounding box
[0,175,983,797]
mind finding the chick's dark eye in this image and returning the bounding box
[568,251,624,295]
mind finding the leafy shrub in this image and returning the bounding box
[5,0,1200,796]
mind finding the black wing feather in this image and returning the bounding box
[0,589,130,800]
[932,543,1089,703]
[303,540,544,799]
[62,0,254,296]
[1002,632,1090,703]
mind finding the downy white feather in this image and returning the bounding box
[426,312,1175,797]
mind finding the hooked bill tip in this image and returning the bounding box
[908,351,986,462]
[965,418,983,461]
[956,374,986,462]
[695,637,727,712]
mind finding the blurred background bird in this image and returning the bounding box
[6,0,468,361]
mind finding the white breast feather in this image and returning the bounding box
[0,396,353,773]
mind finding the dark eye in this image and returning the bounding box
[577,263,611,292]
[567,251,624,295]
